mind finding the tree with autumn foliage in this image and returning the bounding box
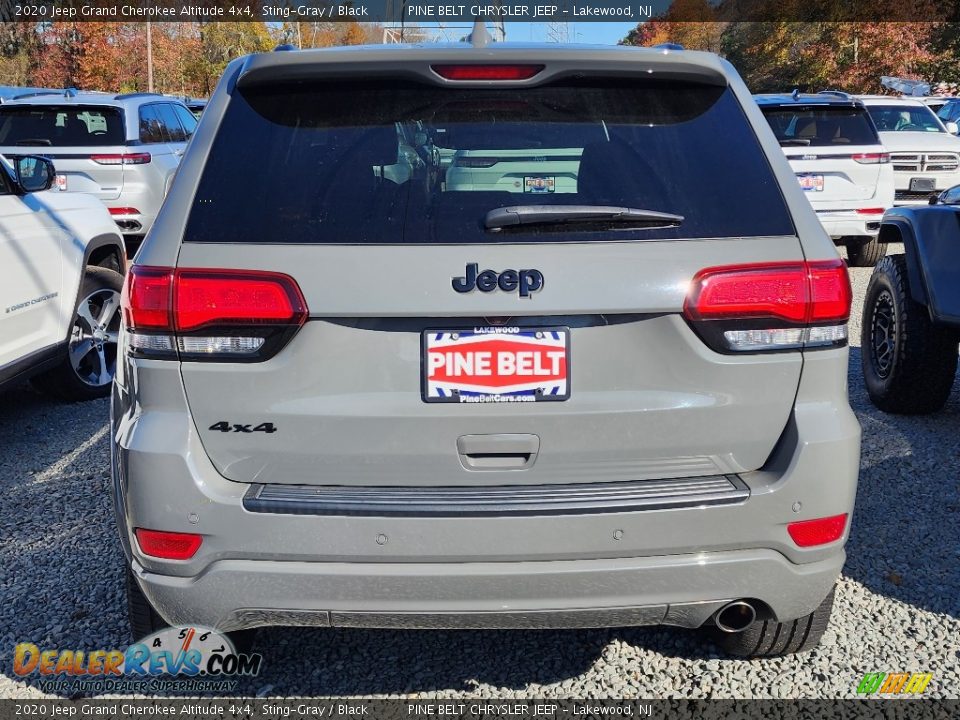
[277,21,382,48]
[0,22,40,86]
[0,20,363,97]
[622,0,726,52]
[622,21,960,94]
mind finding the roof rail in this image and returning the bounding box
[10,90,62,100]
[818,90,852,99]
[113,92,162,101]
[274,44,297,52]
[652,42,684,51]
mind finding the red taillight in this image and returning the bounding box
[123,265,308,361]
[108,207,141,216]
[91,153,151,165]
[855,208,885,215]
[175,270,307,331]
[787,514,848,547]
[135,528,202,560]
[806,260,854,323]
[683,259,851,352]
[123,266,172,330]
[431,64,544,81]
[684,263,809,323]
[852,152,889,164]
[684,259,851,325]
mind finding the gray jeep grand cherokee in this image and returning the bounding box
[112,42,861,657]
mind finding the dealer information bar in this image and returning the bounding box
[0,700,958,720]
[1,0,953,22]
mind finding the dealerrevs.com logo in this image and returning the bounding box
[13,626,262,694]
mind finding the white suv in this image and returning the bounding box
[858,95,960,206]
[0,90,197,255]
[0,154,126,400]
[756,92,895,266]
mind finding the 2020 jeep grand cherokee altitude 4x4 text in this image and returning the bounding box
[112,43,861,657]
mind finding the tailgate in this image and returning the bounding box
[165,71,811,488]
[784,147,883,205]
[177,239,805,487]
[43,147,125,200]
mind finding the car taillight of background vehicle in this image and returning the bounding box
[91,153,152,165]
[683,259,852,353]
[121,266,308,362]
[852,153,890,164]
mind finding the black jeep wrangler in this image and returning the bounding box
[862,184,960,413]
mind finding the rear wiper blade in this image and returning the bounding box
[779,138,811,146]
[15,139,52,146]
[484,205,684,231]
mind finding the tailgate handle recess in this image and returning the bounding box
[457,434,540,471]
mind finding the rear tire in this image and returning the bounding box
[845,236,887,267]
[711,587,835,657]
[126,567,168,641]
[31,266,123,401]
[861,255,958,414]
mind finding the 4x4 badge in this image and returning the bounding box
[452,263,544,298]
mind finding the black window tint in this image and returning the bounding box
[186,79,794,245]
[172,104,198,137]
[760,106,879,147]
[0,106,124,147]
[139,105,165,143]
[157,103,186,142]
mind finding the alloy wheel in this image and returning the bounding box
[69,288,121,387]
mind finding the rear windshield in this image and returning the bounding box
[186,79,794,244]
[866,105,945,133]
[0,105,125,147]
[760,105,879,147]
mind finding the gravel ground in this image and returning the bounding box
[1,258,958,700]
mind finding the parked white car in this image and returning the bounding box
[0,90,197,256]
[755,92,895,266]
[858,96,960,205]
[0,154,126,400]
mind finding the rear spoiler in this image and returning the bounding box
[235,46,731,90]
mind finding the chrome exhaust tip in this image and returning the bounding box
[714,600,757,633]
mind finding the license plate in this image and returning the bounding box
[524,176,555,193]
[54,174,67,191]
[909,177,936,192]
[422,327,569,403]
[797,174,824,192]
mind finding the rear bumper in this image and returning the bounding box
[816,211,880,238]
[112,349,859,632]
[105,186,160,236]
[131,549,844,631]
